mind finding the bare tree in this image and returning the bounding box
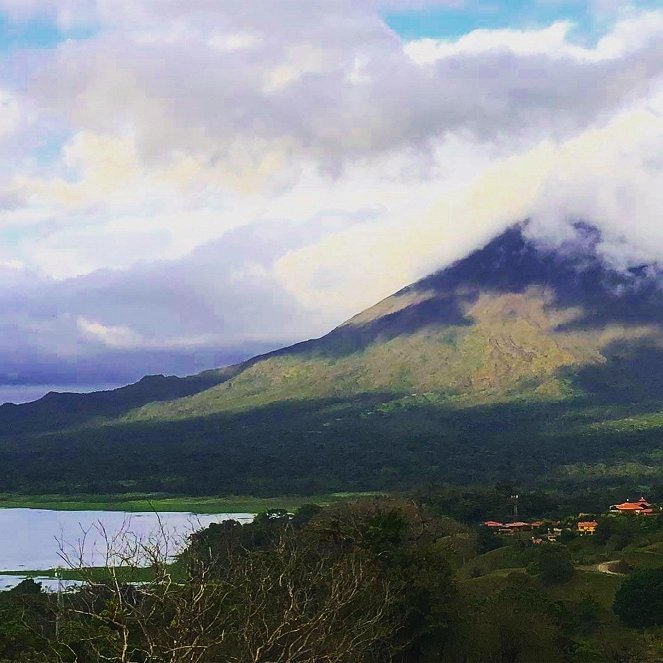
[220,530,396,663]
[54,516,398,663]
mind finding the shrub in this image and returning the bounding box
[614,568,663,628]
[527,545,574,585]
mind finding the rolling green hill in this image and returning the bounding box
[4,222,663,496]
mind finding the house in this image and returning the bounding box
[505,521,531,530]
[577,520,598,535]
[547,527,563,542]
[499,521,532,535]
[609,497,655,516]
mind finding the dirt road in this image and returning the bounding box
[595,561,626,575]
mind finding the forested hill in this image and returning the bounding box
[4,222,663,495]
[0,369,236,436]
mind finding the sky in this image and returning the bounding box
[0,0,662,403]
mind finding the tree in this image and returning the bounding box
[307,497,458,660]
[56,512,400,663]
[476,526,502,554]
[614,568,663,628]
[527,545,574,585]
[447,574,572,662]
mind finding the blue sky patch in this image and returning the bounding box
[0,13,96,53]
[383,1,660,43]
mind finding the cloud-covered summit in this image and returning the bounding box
[0,0,662,401]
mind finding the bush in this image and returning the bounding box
[614,568,663,628]
[527,545,574,585]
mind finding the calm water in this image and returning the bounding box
[0,508,253,589]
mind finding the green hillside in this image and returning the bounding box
[121,286,655,423]
[3,223,663,496]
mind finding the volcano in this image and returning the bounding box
[3,223,663,494]
[122,221,663,417]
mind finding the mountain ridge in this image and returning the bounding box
[115,222,663,423]
[9,221,663,420]
[4,222,663,495]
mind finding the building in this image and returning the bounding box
[609,497,655,516]
[577,520,598,535]
[498,521,532,536]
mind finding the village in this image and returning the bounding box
[483,496,659,543]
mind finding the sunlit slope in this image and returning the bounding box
[123,224,663,423]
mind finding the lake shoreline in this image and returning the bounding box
[0,508,254,583]
[0,491,378,513]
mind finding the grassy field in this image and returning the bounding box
[0,492,380,513]
[546,569,622,609]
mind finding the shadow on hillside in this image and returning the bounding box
[272,294,473,359]
[419,225,663,331]
[4,389,663,496]
[567,339,663,404]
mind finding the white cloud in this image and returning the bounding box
[77,316,143,348]
[405,11,663,63]
[405,22,579,63]
[0,0,97,28]
[0,2,662,391]
[27,4,663,177]
[276,91,663,318]
[0,89,20,140]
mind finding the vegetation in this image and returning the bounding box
[4,496,663,661]
[614,568,663,628]
[5,394,663,497]
[0,492,376,513]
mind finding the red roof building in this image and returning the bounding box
[609,497,655,515]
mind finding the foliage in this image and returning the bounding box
[614,568,663,628]
[3,496,663,661]
[527,545,575,585]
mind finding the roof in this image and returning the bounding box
[613,502,648,510]
[612,497,652,510]
[483,521,503,527]
[577,520,598,527]
[504,521,530,528]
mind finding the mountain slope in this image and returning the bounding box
[121,223,663,423]
[3,222,663,495]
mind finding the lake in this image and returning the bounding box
[0,508,253,590]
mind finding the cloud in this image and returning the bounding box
[27,4,663,175]
[0,0,97,29]
[77,317,143,348]
[0,220,342,394]
[276,93,663,316]
[0,89,20,139]
[0,2,662,399]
